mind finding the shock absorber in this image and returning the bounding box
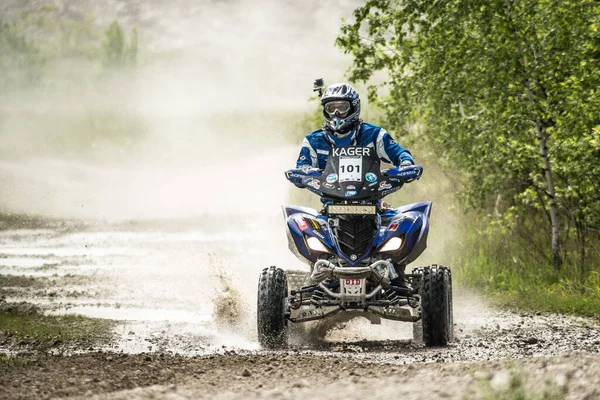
[310,287,325,306]
[382,288,401,306]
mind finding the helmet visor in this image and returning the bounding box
[324,100,351,117]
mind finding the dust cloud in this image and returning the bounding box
[0,0,362,220]
[0,0,365,348]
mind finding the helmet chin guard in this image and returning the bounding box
[329,116,348,133]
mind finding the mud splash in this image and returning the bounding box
[209,252,243,327]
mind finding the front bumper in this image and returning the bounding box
[288,259,420,323]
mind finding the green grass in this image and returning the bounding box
[456,261,600,317]
[470,369,565,400]
[485,287,600,317]
[456,267,600,318]
[0,353,32,368]
[0,311,113,343]
[454,222,600,318]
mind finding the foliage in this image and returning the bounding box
[103,21,138,69]
[0,8,144,156]
[0,21,45,91]
[337,0,600,292]
[297,95,325,140]
[455,218,600,317]
[1,7,139,82]
[11,5,99,58]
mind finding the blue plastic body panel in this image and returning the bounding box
[282,201,432,267]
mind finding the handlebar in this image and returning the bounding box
[291,165,422,177]
[284,165,423,195]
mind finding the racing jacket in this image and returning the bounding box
[296,122,413,170]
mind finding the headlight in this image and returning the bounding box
[379,237,403,252]
[306,236,330,253]
[327,205,377,215]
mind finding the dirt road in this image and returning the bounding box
[1,221,599,399]
[1,351,599,399]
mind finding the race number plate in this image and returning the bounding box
[341,278,365,301]
[339,156,362,182]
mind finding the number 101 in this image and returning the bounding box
[340,165,360,173]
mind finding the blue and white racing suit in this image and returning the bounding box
[296,122,413,170]
[295,122,414,220]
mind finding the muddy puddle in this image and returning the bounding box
[0,220,289,354]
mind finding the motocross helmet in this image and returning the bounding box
[321,83,360,135]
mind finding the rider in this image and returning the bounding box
[295,82,414,289]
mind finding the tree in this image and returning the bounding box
[103,20,137,68]
[0,21,45,91]
[337,0,600,271]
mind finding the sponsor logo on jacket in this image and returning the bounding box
[332,147,371,157]
[378,181,392,191]
[365,172,377,183]
[306,179,321,190]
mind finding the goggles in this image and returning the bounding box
[324,100,351,116]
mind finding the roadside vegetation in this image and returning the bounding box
[0,299,113,362]
[0,5,138,92]
[337,0,600,316]
[474,369,565,400]
[0,310,112,346]
[0,6,144,160]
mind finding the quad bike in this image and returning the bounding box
[257,145,453,348]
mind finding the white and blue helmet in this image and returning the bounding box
[321,83,361,135]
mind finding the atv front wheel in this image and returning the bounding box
[419,265,453,347]
[257,266,288,349]
[411,267,424,344]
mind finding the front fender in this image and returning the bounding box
[376,202,432,264]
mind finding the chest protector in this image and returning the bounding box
[317,146,381,200]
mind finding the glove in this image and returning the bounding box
[400,160,414,167]
[298,165,321,176]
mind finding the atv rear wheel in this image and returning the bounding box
[418,265,453,347]
[257,266,288,349]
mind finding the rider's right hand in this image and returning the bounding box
[287,167,320,188]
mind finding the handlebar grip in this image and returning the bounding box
[383,165,423,181]
[285,168,322,188]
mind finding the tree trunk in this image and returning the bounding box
[523,78,562,269]
[504,0,562,269]
[534,123,562,269]
[576,220,586,278]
